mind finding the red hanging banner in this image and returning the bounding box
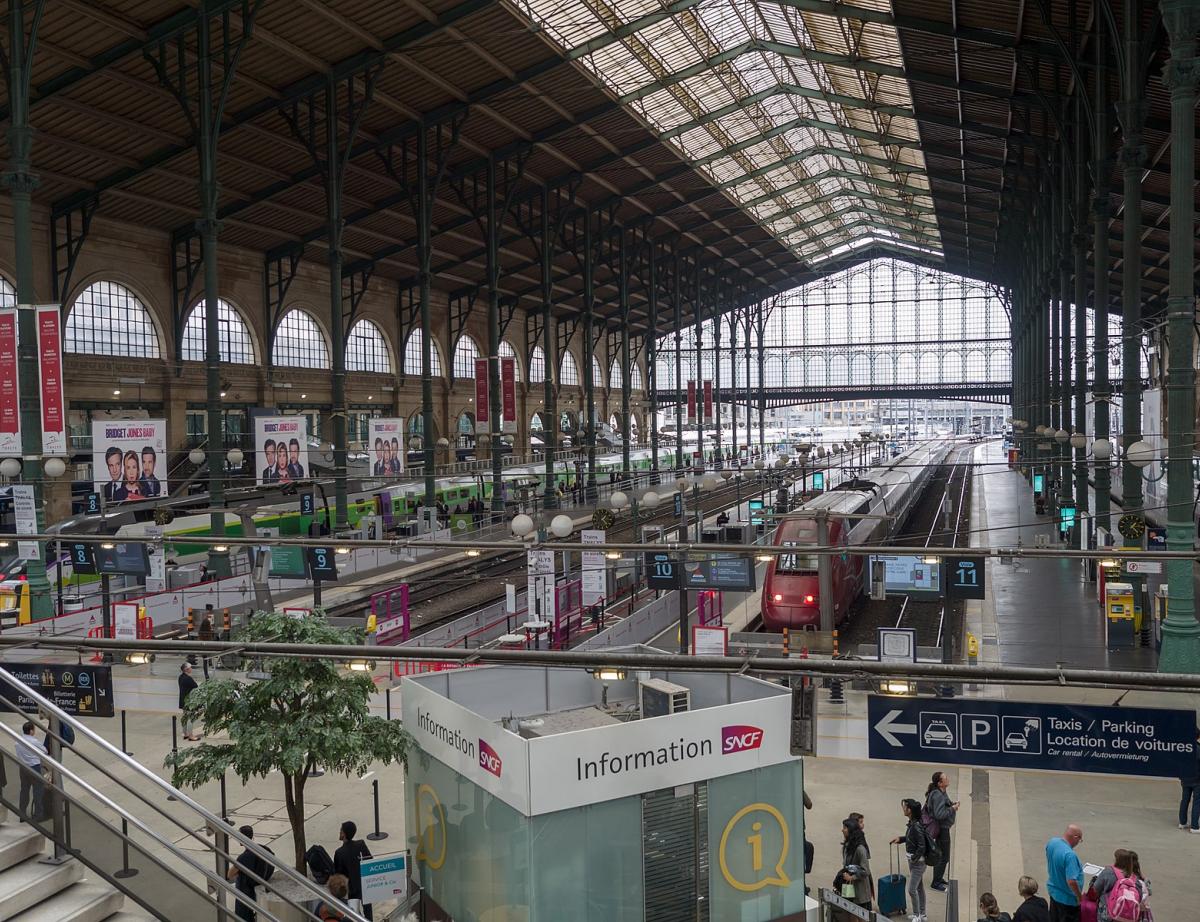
[501,357,517,433]
[36,305,66,456]
[703,379,713,423]
[474,357,490,435]
[687,380,697,423]
[0,310,20,455]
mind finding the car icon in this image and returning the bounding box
[923,721,954,746]
[1004,732,1028,750]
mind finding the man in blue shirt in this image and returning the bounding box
[1044,824,1084,922]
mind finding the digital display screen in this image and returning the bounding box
[869,554,942,595]
[269,546,309,579]
[812,472,825,490]
[1033,473,1044,494]
[682,553,756,591]
[95,542,150,577]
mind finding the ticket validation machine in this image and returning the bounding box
[1105,581,1136,651]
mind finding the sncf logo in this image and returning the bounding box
[721,725,764,754]
[479,739,503,778]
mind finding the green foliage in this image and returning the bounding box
[165,610,411,866]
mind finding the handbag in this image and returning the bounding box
[840,882,857,899]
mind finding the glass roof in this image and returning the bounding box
[512,0,942,265]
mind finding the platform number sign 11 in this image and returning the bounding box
[945,556,985,600]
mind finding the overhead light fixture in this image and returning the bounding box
[881,679,914,696]
[347,659,373,672]
[220,391,227,398]
[1099,558,1120,569]
[465,549,481,557]
[335,547,351,556]
[605,550,621,560]
[756,554,773,562]
[101,542,115,550]
[921,555,940,565]
[368,395,373,401]
[595,668,626,682]
[213,545,228,553]
[112,389,121,396]
[300,393,307,399]
[0,541,10,549]
[125,652,154,665]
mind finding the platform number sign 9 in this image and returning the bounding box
[306,547,339,582]
[944,556,985,600]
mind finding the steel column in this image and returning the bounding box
[647,245,659,484]
[418,128,437,507]
[713,278,723,462]
[486,156,504,514]
[619,230,631,476]
[1059,148,1073,509]
[1092,21,1111,533]
[3,0,52,618]
[673,251,684,471]
[1073,90,1090,522]
[1158,0,1200,673]
[541,187,557,508]
[584,215,598,500]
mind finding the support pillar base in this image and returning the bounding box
[1158,616,1200,674]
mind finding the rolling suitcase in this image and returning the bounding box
[877,844,907,916]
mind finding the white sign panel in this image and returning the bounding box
[877,627,917,665]
[92,419,168,503]
[360,854,407,905]
[1125,560,1162,575]
[401,678,532,814]
[113,601,139,641]
[146,525,166,592]
[526,549,555,623]
[691,625,728,656]
[11,484,36,561]
[368,418,404,476]
[581,529,606,607]
[526,694,796,814]
[254,416,309,486]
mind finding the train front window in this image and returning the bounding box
[775,541,819,574]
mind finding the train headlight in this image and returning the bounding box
[804,594,814,604]
[773,594,783,602]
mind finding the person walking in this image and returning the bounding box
[226,825,275,921]
[1177,729,1200,832]
[333,820,373,920]
[977,892,1012,922]
[890,797,932,922]
[179,663,201,741]
[835,816,874,915]
[16,720,46,822]
[1045,824,1084,922]
[924,770,958,891]
[1012,877,1051,922]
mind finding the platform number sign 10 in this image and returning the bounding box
[644,552,680,590]
[307,547,339,582]
[945,556,985,600]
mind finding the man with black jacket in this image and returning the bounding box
[1012,875,1051,922]
[333,820,373,919]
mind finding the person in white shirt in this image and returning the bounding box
[16,721,46,821]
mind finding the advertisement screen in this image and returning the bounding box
[254,416,309,486]
[92,419,168,504]
[368,418,404,477]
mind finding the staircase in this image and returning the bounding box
[0,818,146,921]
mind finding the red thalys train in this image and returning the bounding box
[761,440,950,630]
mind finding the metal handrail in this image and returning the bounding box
[0,666,368,922]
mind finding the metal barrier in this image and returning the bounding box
[818,887,887,921]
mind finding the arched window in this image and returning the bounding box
[529,345,546,383]
[629,364,643,390]
[609,358,624,390]
[592,356,604,389]
[453,334,480,379]
[272,309,329,368]
[403,329,444,377]
[0,277,14,309]
[66,280,161,358]
[560,351,579,386]
[499,340,522,381]
[347,320,391,373]
[182,298,255,364]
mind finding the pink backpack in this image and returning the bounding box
[1106,869,1142,922]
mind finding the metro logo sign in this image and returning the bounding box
[721,725,764,754]
[479,739,503,778]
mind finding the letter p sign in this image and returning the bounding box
[961,714,999,753]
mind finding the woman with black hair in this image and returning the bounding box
[836,816,874,915]
[925,770,958,891]
[891,798,931,922]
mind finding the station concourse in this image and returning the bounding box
[2,0,1200,920]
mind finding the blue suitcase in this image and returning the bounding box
[877,844,907,916]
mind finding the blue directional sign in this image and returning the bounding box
[868,695,1197,778]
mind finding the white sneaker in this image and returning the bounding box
[1180,823,1188,829]
[1190,827,1200,834]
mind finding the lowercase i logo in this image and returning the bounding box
[479,739,503,777]
[721,725,765,754]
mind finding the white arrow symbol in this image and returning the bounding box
[875,709,918,747]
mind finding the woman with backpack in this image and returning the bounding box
[890,798,933,922]
[1094,849,1147,922]
[835,816,874,916]
[1088,849,1151,922]
[924,770,958,891]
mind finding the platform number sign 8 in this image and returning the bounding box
[306,547,339,582]
[945,556,985,600]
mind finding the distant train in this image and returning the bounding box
[760,441,950,630]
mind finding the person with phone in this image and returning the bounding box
[924,770,959,891]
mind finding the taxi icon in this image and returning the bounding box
[1004,731,1028,750]
[923,720,954,746]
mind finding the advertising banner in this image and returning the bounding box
[703,379,713,423]
[11,484,36,560]
[254,416,309,486]
[687,380,697,423]
[92,419,168,503]
[36,305,66,455]
[474,357,489,435]
[501,357,517,433]
[581,529,606,606]
[0,310,20,455]
[368,418,404,477]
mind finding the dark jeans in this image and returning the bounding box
[1180,782,1200,829]
[1049,898,1080,922]
[930,827,951,885]
[18,764,43,820]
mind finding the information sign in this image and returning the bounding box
[581,530,606,606]
[113,601,139,641]
[748,498,764,525]
[11,484,36,561]
[691,625,728,656]
[682,554,756,592]
[307,547,339,582]
[269,546,308,579]
[877,627,917,664]
[526,549,555,622]
[867,695,1197,778]
[812,471,824,491]
[0,662,114,718]
[95,542,150,577]
[360,853,407,905]
[68,542,97,575]
[84,492,101,515]
[1033,473,1044,494]
[1059,504,1077,531]
[944,556,985,600]
[868,554,941,595]
[673,492,683,518]
[299,492,315,516]
[645,552,680,590]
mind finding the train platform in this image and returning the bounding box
[968,441,1157,671]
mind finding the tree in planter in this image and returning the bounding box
[165,610,412,872]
